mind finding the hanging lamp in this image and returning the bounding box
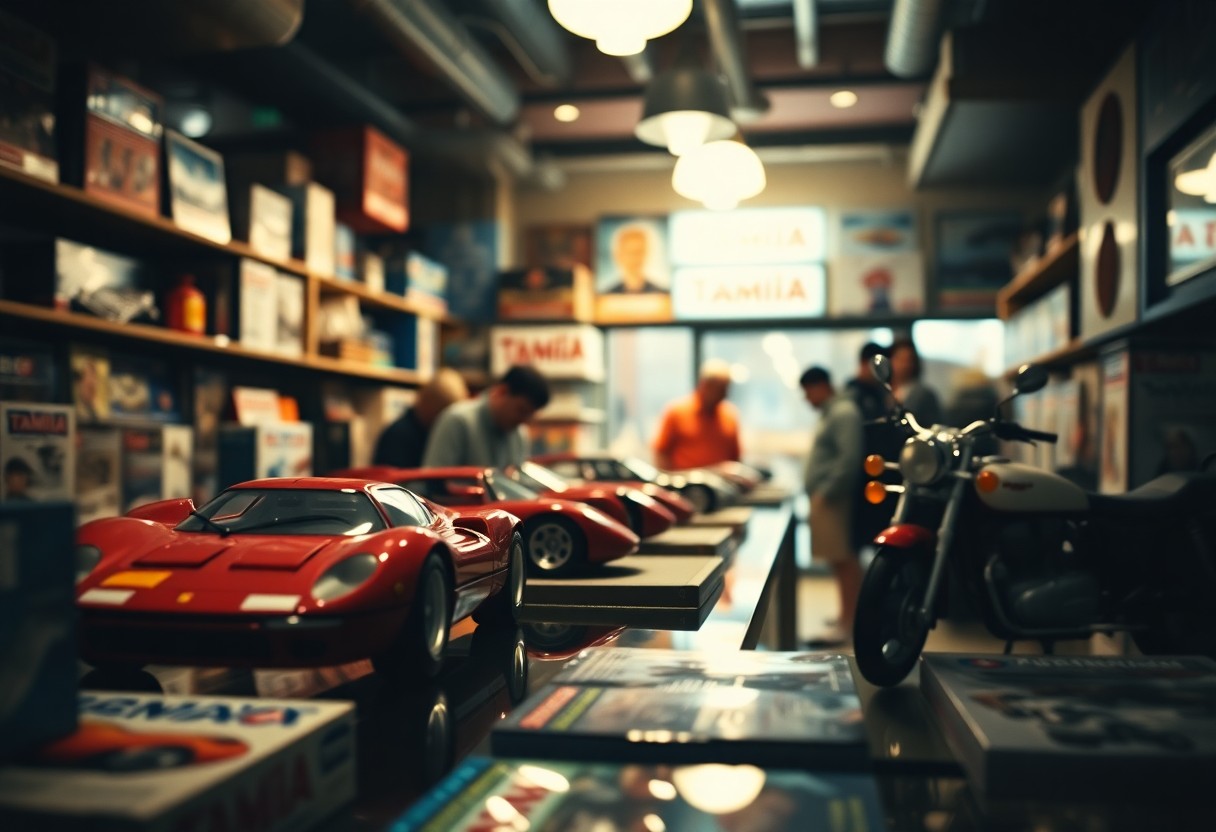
[635,66,735,156]
[672,137,766,210]
[547,0,692,56]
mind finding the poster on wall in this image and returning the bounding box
[594,216,672,324]
[669,207,826,266]
[935,211,1022,310]
[837,209,917,255]
[421,220,499,323]
[829,253,925,316]
[1099,350,1129,495]
[500,224,596,321]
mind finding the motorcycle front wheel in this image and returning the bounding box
[854,547,932,687]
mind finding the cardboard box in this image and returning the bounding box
[165,130,231,245]
[388,315,436,375]
[76,424,121,524]
[0,337,57,403]
[108,354,181,423]
[360,251,385,293]
[121,424,193,512]
[70,343,111,423]
[0,502,77,765]
[280,183,335,276]
[218,423,313,488]
[0,403,75,501]
[334,223,356,281]
[498,266,594,322]
[230,182,293,262]
[312,125,408,233]
[0,10,58,183]
[385,251,448,315]
[237,258,278,352]
[0,691,355,832]
[274,273,305,357]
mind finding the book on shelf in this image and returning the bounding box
[492,648,869,769]
[389,756,884,832]
[919,653,1216,802]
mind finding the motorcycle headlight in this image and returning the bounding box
[76,544,102,585]
[311,554,379,603]
[899,438,947,486]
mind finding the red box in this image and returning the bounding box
[312,125,408,234]
[79,66,163,217]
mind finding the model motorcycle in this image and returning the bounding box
[853,356,1216,687]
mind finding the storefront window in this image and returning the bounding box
[606,327,695,459]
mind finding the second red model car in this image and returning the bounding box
[75,477,524,678]
[501,461,676,538]
[333,466,639,577]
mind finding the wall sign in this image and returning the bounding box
[491,324,605,381]
[668,207,826,266]
[671,265,826,320]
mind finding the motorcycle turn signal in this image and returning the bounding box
[976,470,1000,493]
[864,455,886,477]
[865,481,889,504]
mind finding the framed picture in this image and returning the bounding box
[165,129,231,244]
[829,253,924,316]
[934,211,1022,310]
[837,209,917,255]
[1166,120,1216,288]
[595,216,672,324]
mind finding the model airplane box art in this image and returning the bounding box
[0,691,356,832]
[0,402,75,502]
[0,502,77,762]
[920,653,1216,802]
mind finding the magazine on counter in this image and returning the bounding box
[493,648,868,769]
[920,653,1216,801]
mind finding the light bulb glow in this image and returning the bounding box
[672,764,767,815]
[549,0,692,56]
[830,89,859,108]
[1175,152,1216,202]
[660,110,715,156]
[672,139,766,210]
[553,104,581,122]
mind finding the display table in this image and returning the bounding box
[43,500,1203,831]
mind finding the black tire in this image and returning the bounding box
[524,516,586,577]
[374,551,452,680]
[473,531,525,625]
[854,547,932,687]
[683,484,714,514]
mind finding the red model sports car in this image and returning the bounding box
[34,722,249,771]
[75,478,524,678]
[333,466,639,577]
[513,460,697,525]
[532,453,740,514]
[501,461,677,537]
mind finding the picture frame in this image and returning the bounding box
[934,211,1022,310]
[165,129,231,244]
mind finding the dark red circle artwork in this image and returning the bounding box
[1096,221,1119,318]
[1093,92,1122,205]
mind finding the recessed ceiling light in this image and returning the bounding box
[554,104,581,123]
[830,90,859,109]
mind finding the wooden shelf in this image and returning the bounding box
[313,274,448,321]
[0,300,423,385]
[996,233,1080,320]
[1003,337,1096,379]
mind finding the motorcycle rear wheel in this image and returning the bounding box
[854,547,932,687]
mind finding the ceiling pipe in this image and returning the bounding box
[701,0,770,122]
[463,0,573,87]
[621,44,657,84]
[349,0,521,125]
[885,0,947,78]
[792,0,819,68]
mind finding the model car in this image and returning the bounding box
[31,722,249,771]
[75,477,525,679]
[701,460,770,492]
[502,460,677,538]
[532,453,741,514]
[332,466,639,577]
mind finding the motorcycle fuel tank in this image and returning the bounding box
[974,462,1088,513]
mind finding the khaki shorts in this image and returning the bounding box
[809,494,855,564]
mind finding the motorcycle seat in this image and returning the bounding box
[1087,473,1216,517]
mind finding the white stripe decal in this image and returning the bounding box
[240,594,301,612]
[80,588,135,606]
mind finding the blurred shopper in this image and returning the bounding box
[422,365,550,468]
[373,368,469,467]
[889,337,942,426]
[846,342,891,421]
[801,366,863,646]
[850,341,901,551]
[653,359,741,470]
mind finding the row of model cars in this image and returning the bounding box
[72,455,762,680]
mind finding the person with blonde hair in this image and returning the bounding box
[373,368,469,467]
[652,359,742,470]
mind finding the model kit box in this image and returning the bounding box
[274,273,305,357]
[1,238,150,317]
[280,182,336,276]
[0,691,356,832]
[231,182,293,262]
[70,343,111,423]
[218,422,313,488]
[0,10,58,183]
[76,424,121,524]
[312,125,409,234]
[388,314,436,376]
[237,258,278,352]
[385,251,448,315]
[109,354,181,423]
[165,129,232,245]
[0,337,56,403]
[122,424,193,513]
[498,266,594,322]
[334,223,357,281]
[0,502,77,762]
[0,402,75,501]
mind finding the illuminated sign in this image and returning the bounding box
[1170,208,1216,264]
[668,207,826,266]
[491,324,605,381]
[672,265,826,320]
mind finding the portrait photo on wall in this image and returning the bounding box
[595,216,672,323]
[934,211,1022,310]
[837,209,918,255]
[829,253,925,316]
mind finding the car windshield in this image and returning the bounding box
[175,488,386,536]
[507,462,569,493]
[486,470,540,501]
[623,458,660,480]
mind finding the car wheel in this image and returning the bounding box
[525,517,586,577]
[683,484,714,514]
[474,531,525,625]
[374,551,452,680]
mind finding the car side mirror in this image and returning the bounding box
[1014,364,1048,395]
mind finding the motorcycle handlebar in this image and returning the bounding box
[992,422,1058,444]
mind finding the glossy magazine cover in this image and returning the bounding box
[389,757,883,832]
[920,654,1216,801]
[493,649,868,768]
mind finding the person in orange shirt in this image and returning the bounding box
[652,359,742,470]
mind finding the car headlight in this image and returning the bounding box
[899,437,947,486]
[76,545,102,585]
[311,554,379,602]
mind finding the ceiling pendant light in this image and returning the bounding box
[672,137,766,210]
[1175,152,1216,203]
[548,0,693,56]
[635,67,735,156]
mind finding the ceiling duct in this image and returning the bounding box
[884,0,947,78]
[701,0,770,122]
[463,0,573,87]
[349,0,521,125]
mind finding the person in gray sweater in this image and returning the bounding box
[802,365,864,646]
[422,365,550,469]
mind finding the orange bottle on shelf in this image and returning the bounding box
[167,274,207,335]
